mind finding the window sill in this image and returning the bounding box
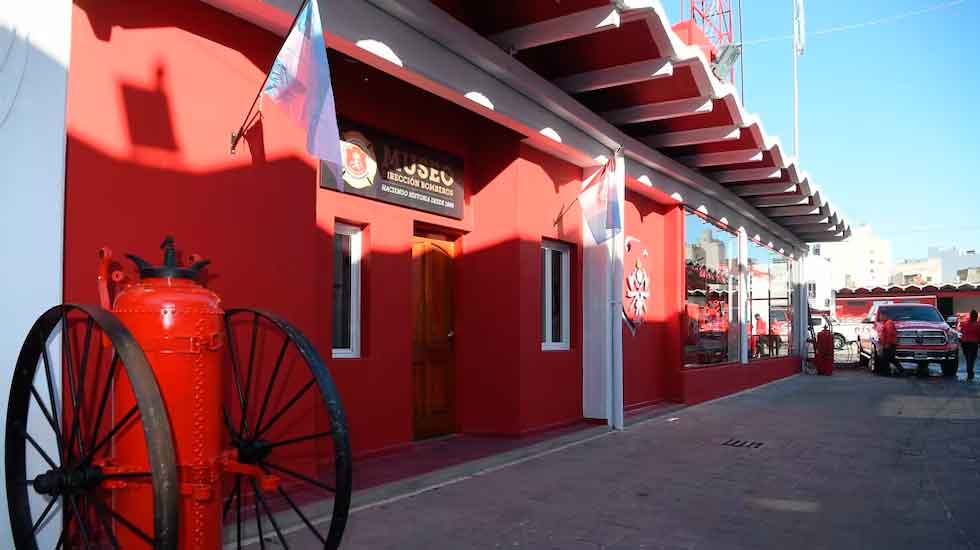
[683,360,742,370]
[332,350,360,359]
[541,343,571,352]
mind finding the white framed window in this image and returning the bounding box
[332,223,362,358]
[541,240,571,351]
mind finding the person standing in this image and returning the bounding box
[960,310,980,381]
[879,311,903,376]
[753,313,769,358]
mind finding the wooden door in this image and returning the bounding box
[411,236,456,440]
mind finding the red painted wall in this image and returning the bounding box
[65,0,589,458]
[515,145,584,434]
[680,357,799,405]
[621,191,673,408]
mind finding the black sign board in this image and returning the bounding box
[320,121,464,219]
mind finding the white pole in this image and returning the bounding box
[793,42,799,160]
[609,151,626,431]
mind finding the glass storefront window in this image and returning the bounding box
[748,243,794,360]
[684,212,740,366]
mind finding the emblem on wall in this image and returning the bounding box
[340,131,377,189]
[623,236,649,336]
[626,258,649,325]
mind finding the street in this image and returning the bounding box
[335,371,980,550]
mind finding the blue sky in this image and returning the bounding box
[663,0,980,261]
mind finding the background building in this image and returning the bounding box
[958,267,980,284]
[892,257,943,285]
[819,224,893,288]
[803,246,836,312]
[929,246,980,282]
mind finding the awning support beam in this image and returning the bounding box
[601,96,713,125]
[553,57,673,94]
[489,5,622,52]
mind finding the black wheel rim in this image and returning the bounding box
[222,308,352,550]
[5,304,178,550]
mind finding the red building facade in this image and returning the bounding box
[59,0,839,460]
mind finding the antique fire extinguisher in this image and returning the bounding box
[109,236,226,549]
[816,324,835,376]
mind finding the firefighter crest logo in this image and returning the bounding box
[340,131,377,189]
[626,257,649,326]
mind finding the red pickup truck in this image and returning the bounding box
[856,303,960,376]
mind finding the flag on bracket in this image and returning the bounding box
[263,0,342,185]
[579,157,622,244]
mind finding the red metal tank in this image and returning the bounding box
[816,325,834,376]
[111,237,224,549]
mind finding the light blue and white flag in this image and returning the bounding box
[263,0,342,184]
[580,158,622,244]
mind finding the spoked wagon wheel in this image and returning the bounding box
[5,304,178,549]
[222,308,352,550]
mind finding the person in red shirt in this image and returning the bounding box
[878,311,903,376]
[753,313,769,358]
[960,310,980,381]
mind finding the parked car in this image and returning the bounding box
[856,303,960,376]
[809,314,849,350]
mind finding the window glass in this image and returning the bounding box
[332,224,361,357]
[684,212,740,366]
[541,240,571,350]
[748,243,795,360]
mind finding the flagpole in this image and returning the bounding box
[230,0,311,154]
[792,33,799,160]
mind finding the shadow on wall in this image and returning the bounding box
[74,0,274,72]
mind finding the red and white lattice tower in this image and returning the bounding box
[687,0,739,85]
[689,0,735,52]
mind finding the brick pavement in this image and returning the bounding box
[262,371,980,549]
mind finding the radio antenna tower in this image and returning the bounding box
[687,0,744,102]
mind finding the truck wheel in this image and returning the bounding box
[833,334,846,351]
[941,360,959,377]
[868,350,878,374]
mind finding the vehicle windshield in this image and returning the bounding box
[879,306,944,323]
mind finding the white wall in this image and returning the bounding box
[0,2,71,547]
[803,253,835,311]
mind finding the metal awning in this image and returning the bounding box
[202,0,850,251]
[432,0,849,244]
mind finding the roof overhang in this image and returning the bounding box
[202,0,848,253]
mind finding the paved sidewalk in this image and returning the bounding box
[337,371,980,550]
